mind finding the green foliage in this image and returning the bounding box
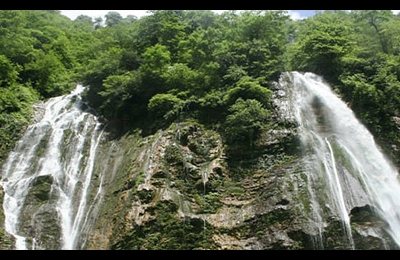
[352,10,394,54]
[105,11,123,27]
[339,53,400,136]
[225,76,273,106]
[98,71,140,119]
[0,10,81,98]
[1,8,400,172]
[0,85,38,114]
[23,49,72,97]
[74,9,400,168]
[81,46,125,108]
[0,55,19,87]
[0,10,97,164]
[164,143,184,165]
[224,180,245,197]
[141,43,171,74]
[287,11,356,83]
[195,192,222,214]
[223,98,270,146]
[161,63,200,92]
[75,10,291,135]
[0,84,39,163]
[198,90,226,109]
[148,93,183,122]
[148,93,190,131]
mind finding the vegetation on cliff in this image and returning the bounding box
[1,10,400,166]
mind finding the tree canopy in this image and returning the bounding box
[2,10,400,163]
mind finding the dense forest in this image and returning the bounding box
[1,9,400,170]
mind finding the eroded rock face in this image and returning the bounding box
[85,122,228,249]
[82,119,397,250]
[0,118,397,250]
[16,175,62,250]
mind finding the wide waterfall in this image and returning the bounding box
[0,85,104,250]
[277,71,400,249]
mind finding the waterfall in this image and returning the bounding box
[278,71,400,248]
[0,85,104,250]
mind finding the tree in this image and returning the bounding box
[141,43,171,74]
[161,63,200,93]
[0,55,19,88]
[184,10,217,31]
[105,11,123,27]
[124,15,137,24]
[224,76,272,107]
[98,72,137,119]
[148,93,183,127]
[74,15,93,24]
[223,98,269,146]
[288,11,356,83]
[353,10,393,54]
[94,17,103,29]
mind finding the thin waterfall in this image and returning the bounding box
[278,71,400,248]
[324,137,355,249]
[0,85,104,250]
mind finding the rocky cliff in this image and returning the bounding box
[81,121,396,250]
[82,82,398,249]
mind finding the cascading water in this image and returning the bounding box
[0,85,104,250]
[277,71,400,249]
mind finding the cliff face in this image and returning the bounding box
[84,120,312,249]
[81,73,399,250]
[82,117,396,249]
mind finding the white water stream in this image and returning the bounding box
[279,71,400,248]
[0,85,104,249]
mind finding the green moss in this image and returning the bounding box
[224,180,245,197]
[31,175,53,202]
[247,209,292,236]
[164,143,184,165]
[137,189,154,204]
[193,192,222,214]
[322,219,353,250]
[110,200,218,250]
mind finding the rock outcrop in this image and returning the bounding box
[81,119,397,250]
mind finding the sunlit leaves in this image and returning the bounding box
[225,76,272,106]
[148,93,183,123]
[0,55,19,88]
[141,43,171,74]
[0,84,39,162]
[288,11,356,82]
[352,10,393,54]
[161,63,200,92]
[223,98,269,145]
